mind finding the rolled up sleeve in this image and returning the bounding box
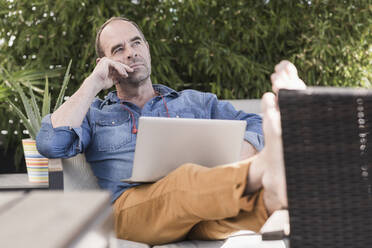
[36,114,92,158]
[244,131,264,151]
[206,93,264,152]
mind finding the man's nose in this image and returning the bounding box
[126,47,137,60]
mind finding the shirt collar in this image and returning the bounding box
[101,84,179,106]
[153,84,179,97]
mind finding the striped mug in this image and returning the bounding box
[22,139,49,183]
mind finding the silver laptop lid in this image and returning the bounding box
[124,117,247,182]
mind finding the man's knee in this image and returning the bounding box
[163,163,209,190]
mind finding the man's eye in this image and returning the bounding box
[133,41,141,47]
[114,47,123,53]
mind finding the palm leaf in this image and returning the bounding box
[42,77,51,118]
[12,68,62,83]
[54,59,72,112]
[7,100,38,139]
[11,82,40,137]
[1,67,62,94]
[28,82,42,128]
[0,85,9,100]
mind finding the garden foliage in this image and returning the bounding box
[0,0,370,99]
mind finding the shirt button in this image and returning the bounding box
[151,101,154,105]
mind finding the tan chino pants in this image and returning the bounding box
[113,158,268,245]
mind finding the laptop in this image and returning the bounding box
[279,87,372,248]
[122,117,247,183]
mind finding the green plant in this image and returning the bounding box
[0,84,9,101]
[5,60,72,140]
[0,64,65,171]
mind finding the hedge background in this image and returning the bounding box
[0,0,371,171]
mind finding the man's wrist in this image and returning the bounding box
[84,75,104,96]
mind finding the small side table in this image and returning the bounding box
[0,173,48,191]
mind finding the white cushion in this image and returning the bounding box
[153,240,224,248]
[225,99,261,114]
[116,239,151,248]
[62,153,100,191]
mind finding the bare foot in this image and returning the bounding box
[271,60,306,94]
[258,60,306,214]
[260,92,287,213]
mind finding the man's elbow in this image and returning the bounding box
[36,128,73,158]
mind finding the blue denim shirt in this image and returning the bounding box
[36,84,263,203]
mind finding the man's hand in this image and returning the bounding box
[90,57,134,91]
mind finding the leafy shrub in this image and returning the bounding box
[0,0,370,99]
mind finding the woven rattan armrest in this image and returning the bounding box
[279,87,372,248]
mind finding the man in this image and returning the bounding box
[36,17,306,245]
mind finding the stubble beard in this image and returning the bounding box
[117,65,151,88]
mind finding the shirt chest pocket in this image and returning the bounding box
[95,115,132,152]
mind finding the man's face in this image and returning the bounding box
[99,20,151,86]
